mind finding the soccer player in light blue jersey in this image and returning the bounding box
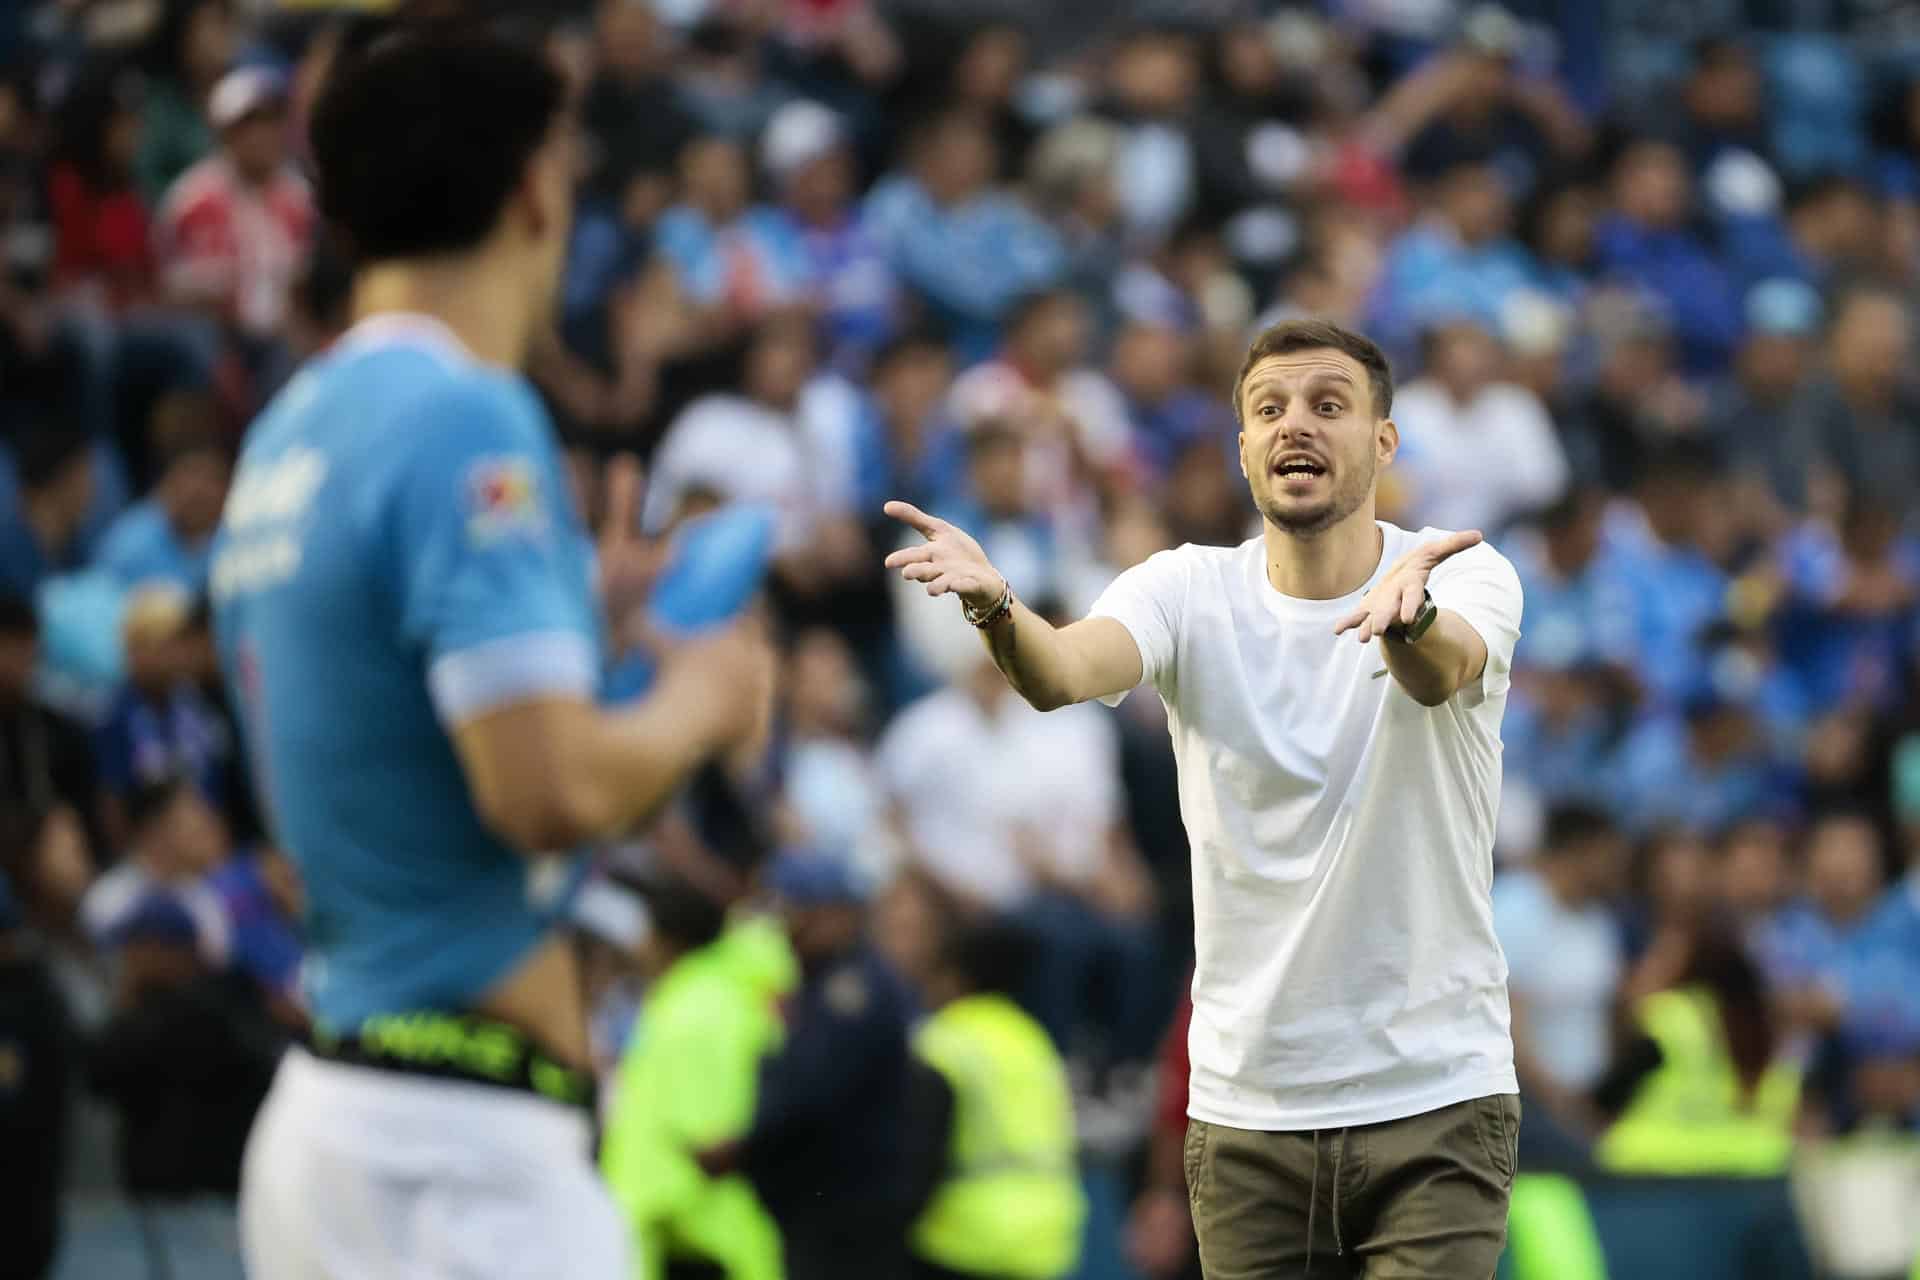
[212,29,774,1278]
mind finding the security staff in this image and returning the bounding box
[600,879,796,1280]
[741,853,918,1280]
[909,920,1085,1280]
[1597,932,1801,1176]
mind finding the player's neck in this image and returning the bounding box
[351,258,535,370]
[1261,505,1383,601]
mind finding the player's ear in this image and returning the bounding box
[1376,417,1399,467]
[1236,429,1247,479]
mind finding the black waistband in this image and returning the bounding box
[305,1011,596,1112]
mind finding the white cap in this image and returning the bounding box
[209,67,287,131]
[761,100,845,184]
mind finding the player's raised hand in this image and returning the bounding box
[1333,529,1482,643]
[882,500,1006,611]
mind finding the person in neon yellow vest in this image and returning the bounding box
[1597,930,1801,1177]
[908,920,1087,1280]
[600,880,798,1280]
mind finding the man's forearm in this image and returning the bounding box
[577,682,737,837]
[1380,610,1485,707]
[977,597,1078,711]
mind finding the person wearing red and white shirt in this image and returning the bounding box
[154,68,314,344]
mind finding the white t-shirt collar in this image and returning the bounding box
[1249,521,1393,625]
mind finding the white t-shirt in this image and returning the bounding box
[1493,868,1623,1093]
[1391,378,1569,535]
[1088,522,1523,1129]
[877,685,1124,906]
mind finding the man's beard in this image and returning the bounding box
[1254,453,1375,538]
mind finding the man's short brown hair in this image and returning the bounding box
[1231,319,1395,422]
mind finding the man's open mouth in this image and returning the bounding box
[1272,457,1326,478]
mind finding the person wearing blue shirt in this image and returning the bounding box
[93,436,229,595]
[763,99,901,373]
[653,135,810,319]
[1606,690,1779,837]
[864,110,1066,362]
[1594,139,1743,374]
[215,34,774,1280]
[1366,156,1537,364]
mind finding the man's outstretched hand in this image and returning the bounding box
[1333,529,1482,643]
[882,500,1006,613]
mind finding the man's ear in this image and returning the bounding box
[1236,429,1247,478]
[1377,417,1399,467]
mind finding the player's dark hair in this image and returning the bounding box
[308,30,565,263]
[1232,318,1394,422]
[16,426,90,493]
[1542,803,1617,857]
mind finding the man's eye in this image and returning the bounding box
[1317,402,1342,415]
[1259,405,1279,417]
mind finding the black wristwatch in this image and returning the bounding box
[1387,588,1438,644]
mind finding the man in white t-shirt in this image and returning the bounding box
[883,318,1523,1277]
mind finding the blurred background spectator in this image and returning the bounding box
[9,1,1920,1277]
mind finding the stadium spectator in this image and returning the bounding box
[93,586,236,846]
[0,595,97,833]
[0,427,94,598]
[1774,496,1920,713]
[1708,277,1825,519]
[1593,137,1742,373]
[864,108,1065,358]
[581,0,695,198]
[674,14,792,142]
[47,66,154,310]
[1494,805,1627,1141]
[1557,290,1707,491]
[654,135,808,331]
[1657,36,1777,220]
[946,287,1131,523]
[91,434,228,594]
[1792,286,1920,516]
[763,100,899,371]
[133,0,236,205]
[153,66,314,365]
[1388,316,1568,535]
[644,311,856,559]
[1610,441,1737,708]
[0,808,77,1280]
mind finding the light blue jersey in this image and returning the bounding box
[210,315,601,1035]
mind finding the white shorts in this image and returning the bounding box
[240,1048,630,1280]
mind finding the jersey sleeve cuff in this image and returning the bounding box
[428,630,598,726]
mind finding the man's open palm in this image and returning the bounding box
[882,500,1005,611]
[1334,529,1482,642]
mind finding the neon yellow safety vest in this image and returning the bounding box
[601,917,798,1280]
[910,994,1086,1280]
[1597,986,1800,1177]
[1506,1174,1608,1280]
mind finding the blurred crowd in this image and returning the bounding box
[6,0,1920,1275]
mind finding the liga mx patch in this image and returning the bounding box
[465,455,548,544]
